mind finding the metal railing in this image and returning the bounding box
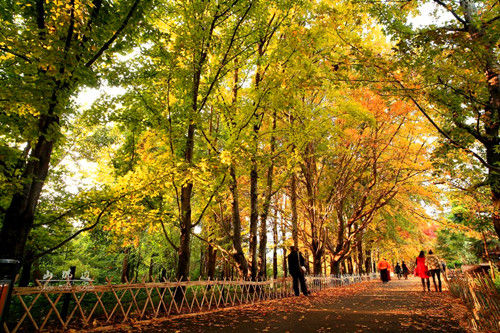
[308,273,378,291]
[2,273,377,332]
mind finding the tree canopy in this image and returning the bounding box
[1,0,498,284]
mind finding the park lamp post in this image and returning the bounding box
[0,259,20,327]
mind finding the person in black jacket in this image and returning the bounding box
[287,246,309,296]
[401,261,409,280]
[395,262,402,279]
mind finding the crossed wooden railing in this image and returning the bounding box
[2,273,377,332]
[446,270,500,332]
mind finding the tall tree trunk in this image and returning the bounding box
[0,111,58,259]
[304,251,311,273]
[32,259,41,281]
[121,247,130,283]
[492,189,500,239]
[229,65,249,278]
[487,138,500,239]
[272,207,278,279]
[288,113,299,249]
[258,110,277,278]
[199,246,205,278]
[148,257,154,282]
[282,248,288,277]
[302,143,323,274]
[281,213,288,277]
[372,248,377,273]
[207,244,217,280]
[475,5,500,238]
[330,257,340,276]
[176,56,202,281]
[290,173,299,248]
[327,203,350,275]
[134,244,141,282]
[249,127,259,280]
[357,231,364,274]
[177,127,194,281]
[365,249,372,273]
[224,261,230,280]
[230,165,249,277]
[18,248,34,287]
[347,255,354,274]
[176,220,192,280]
[19,260,32,287]
[129,263,135,283]
[329,245,351,277]
[249,41,267,281]
[486,66,500,238]
[356,249,362,274]
[312,250,323,275]
[249,158,259,280]
[486,104,500,238]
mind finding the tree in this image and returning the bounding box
[371,0,500,238]
[0,0,148,260]
[1,0,462,283]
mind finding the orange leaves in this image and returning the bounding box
[389,100,413,117]
[342,127,359,140]
[322,87,439,254]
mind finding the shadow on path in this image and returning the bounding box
[103,277,470,333]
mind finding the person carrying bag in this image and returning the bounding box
[287,246,309,296]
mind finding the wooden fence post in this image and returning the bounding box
[60,266,76,322]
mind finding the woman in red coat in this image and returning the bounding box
[415,251,430,291]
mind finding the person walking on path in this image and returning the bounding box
[287,246,309,296]
[394,262,402,279]
[377,258,390,283]
[401,261,409,280]
[415,251,430,291]
[427,250,442,292]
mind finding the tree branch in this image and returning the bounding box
[159,217,180,252]
[63,0,76,55]
[81,0,103,44]
[85,0,140,68]
[191,231,234,262]
[0,47,32,63]
[196,0,254,114]
[394,81,500,172]
[484,14,500,26]
[156,196,180,251]
[32,200,117,261]
[35,0,45,35]
[32,198,108,228]
[192,174,227,227]
[431,0,467,26]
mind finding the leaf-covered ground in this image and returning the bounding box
[97,277,471,332]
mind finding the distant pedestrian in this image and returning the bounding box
[287,246,309,296]
[401,261,409,280]
[427,250,442,292]
[415,251,430,291]
[394,262,402,279]
[377,258,390,283]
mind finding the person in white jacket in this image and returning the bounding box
[427,250,442,292]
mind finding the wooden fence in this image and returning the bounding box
[2,273,377,332]
[445,270,500,332]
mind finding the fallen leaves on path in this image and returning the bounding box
[91,278,472,333]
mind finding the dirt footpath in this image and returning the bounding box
[106,277,471,333]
